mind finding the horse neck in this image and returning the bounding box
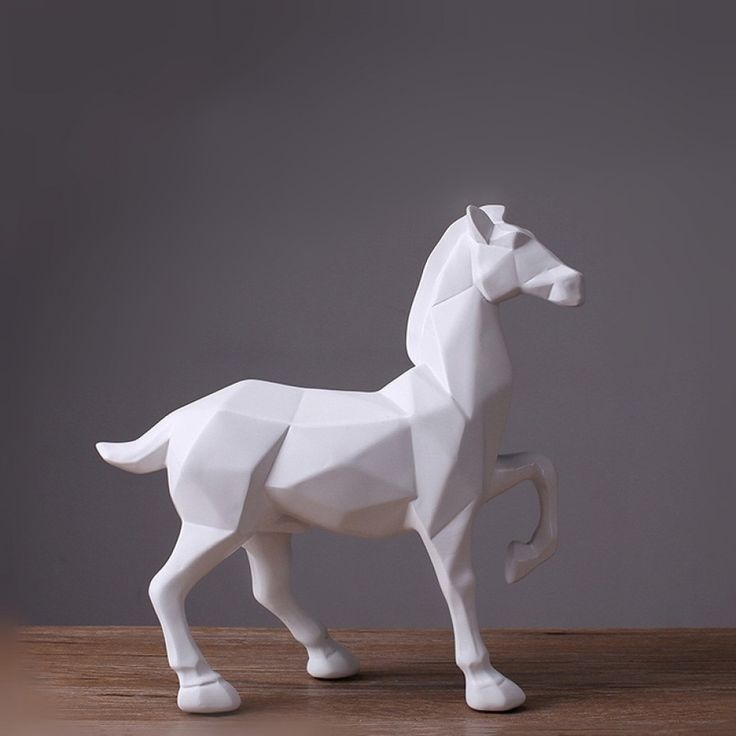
[406,220,463,366]
[410,242,513,417]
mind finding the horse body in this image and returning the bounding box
[97,204,583,714]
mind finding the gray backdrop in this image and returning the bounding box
[5,1,735,628]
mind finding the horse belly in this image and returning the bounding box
[265,419,416,537]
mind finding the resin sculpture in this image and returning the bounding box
[97,205,584,714]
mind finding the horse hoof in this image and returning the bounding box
[505,539,555,584]
[466,676,526,712]
[307,641,360,679]
[177,677,241,714]
[505,540,533,583]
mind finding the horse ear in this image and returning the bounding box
[482,204,506,223]
[466,205,494,244]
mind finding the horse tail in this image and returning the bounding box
[96,414,173,474]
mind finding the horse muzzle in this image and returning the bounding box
[549,270,584,307]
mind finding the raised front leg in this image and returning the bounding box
[486,452,559,583]
[413,504,526,712]
[244,532,359,679]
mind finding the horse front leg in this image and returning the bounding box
[414,504,526,712]
[486,452,559,584]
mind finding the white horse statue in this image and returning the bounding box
[97,205,584,714]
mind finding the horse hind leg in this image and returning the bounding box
[148,522,246,713]
[245,532,359,679]
[486,452,558,583]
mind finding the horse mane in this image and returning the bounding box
[405,216,465,365]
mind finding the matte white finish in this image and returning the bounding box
[97,205,584,714]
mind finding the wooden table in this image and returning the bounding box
[12,628,736,734]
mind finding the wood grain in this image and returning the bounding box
[12,627,736,734]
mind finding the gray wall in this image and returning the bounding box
[6,0,735,628]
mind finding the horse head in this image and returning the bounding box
[465,205,584,307]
